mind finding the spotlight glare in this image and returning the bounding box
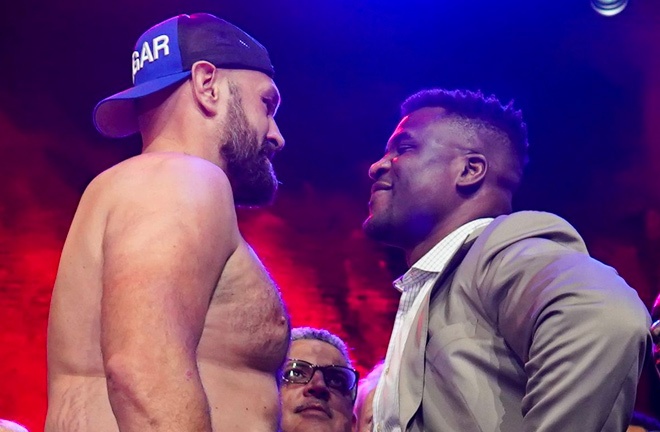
[591,0,628,16]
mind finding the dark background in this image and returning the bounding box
[1,0,659,429]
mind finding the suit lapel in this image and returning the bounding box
[398,231,482,430]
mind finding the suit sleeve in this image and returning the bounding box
[478,237,651,432]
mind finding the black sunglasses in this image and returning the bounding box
[282,359,359,401]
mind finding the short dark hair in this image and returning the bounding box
[401,88,529,174]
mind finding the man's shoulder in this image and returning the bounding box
[459,211,589,274]
[79,152,235,220]
[91,152,231,197]
[493,211,574,233]
[478,211,587,254]
[108,152,227,180]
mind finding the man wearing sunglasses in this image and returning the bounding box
[281,327,359,432]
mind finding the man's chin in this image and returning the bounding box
[297,409,332,420]
[363,215,386,241]
[231,170,278,207]
[364,215,405,249]
[293,415,334,432]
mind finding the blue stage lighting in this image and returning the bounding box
[591,0,628,16]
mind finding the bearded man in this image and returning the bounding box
[46,13,290,432]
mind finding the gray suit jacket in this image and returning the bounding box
[397,211,650,432]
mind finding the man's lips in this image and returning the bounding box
[261,140,278,161]
[371,181,392,194]
[295,403,332,418]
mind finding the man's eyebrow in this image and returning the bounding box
[264,87,281,110]
[386,131,413,151]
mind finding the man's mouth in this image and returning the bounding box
[371,181,392,194]
[261,148,275,161]
[295,403,331,418]
[261,139,279,161]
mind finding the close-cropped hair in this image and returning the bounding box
[400,88,529,172]
[291,327,353,367]
[354,360,384,416]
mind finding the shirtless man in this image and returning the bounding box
[46,13,289,431]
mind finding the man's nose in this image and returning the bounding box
[303,370,330,400]
[368,154,391,180]
[267,118,285,151]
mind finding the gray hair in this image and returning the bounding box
[354,360,385,416]
[290,327,353,368]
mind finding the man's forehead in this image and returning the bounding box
[387,106,452,146]
[398,106,451,130]
[232,69,280,98]
[289,339,347,365]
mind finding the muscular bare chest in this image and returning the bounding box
[198,241,290,372]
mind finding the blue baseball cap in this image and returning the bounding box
[93,13,274,138]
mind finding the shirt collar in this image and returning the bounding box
[393,218,494,292]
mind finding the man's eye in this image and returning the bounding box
[284,368,303,379]
[326,374,348,389]
[262,98,274,115]
[397,145,413,154]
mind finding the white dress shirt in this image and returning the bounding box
[372,218,494,432]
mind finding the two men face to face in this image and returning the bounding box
[228,76,470,239]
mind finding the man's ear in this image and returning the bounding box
[190,61,222,116]
[456,153,487,191]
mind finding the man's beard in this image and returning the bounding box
[220,87,278,207]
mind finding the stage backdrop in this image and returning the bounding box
[1,0,660,430]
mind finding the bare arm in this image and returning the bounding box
[100,156,238,431]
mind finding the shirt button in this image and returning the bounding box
[385,367,390,375]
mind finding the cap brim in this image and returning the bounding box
[93,71,191,138]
